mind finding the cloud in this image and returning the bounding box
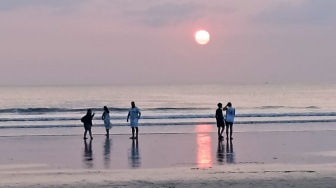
[0,0,86,11]
[124,2,205,27]
[256,0,336,25]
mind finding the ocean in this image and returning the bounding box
[1,84,336,136]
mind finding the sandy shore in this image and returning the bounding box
[1,163,336,187]
[1,129,336,187]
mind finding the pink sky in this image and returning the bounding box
[1,0,335,85]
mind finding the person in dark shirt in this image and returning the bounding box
[215,103,225,139]
[81,109,95,140]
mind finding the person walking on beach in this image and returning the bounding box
[215,103,225,140]
[81,109,95,140]
[102,106,112,138]
[127,101,141,139]
[223,102,235,140]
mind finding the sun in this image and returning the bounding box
[195,30,210,45]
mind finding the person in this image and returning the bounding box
[102,106,112,138]
[223,102,235,140]
[81,109,95,140]
[215,103,225,139]
[127,101,141,139]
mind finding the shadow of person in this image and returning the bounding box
[83,139,93,168]
[226,139,235,164]
[217,140,225,165]
[128,139,141,168]
[103,138,112,169]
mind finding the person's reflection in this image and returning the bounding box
[83,139,93,168]
[128,139,141,168]
[226,139,235,164]
[216,140,225,165]
[103,138,112,168]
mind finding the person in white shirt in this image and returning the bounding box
[223,102,235,140]
[127,101,141,139]
[102,106,112,138]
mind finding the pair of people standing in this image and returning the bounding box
[81,102,141,139]
[81,106,111,140]
[216,102,235,140]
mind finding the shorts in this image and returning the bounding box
[226,121,233,126]
[130,119,139,128]
[216,120,225,128]
[84,124,92,131]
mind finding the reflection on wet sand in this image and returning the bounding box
[197,134,212,168]
[196,125,212,168]
[128,139,141,168]
[83,139,93,168]
[103,138,112,168]
[226,139,235,164]
[217,140,225,165]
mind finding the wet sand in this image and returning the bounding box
[1,129,336,187]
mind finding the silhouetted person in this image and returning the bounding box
[226,139,235,164]
[217,140,225,165]
[83,139,93,168]
[215,103,225,139]
[128,139,141,168]
[127,101,141,139]
[81,109,95,140]
[103,138,111,168]
[102,106,112,138]
[223,102,235,140]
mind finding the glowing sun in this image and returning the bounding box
[195,30,210,45]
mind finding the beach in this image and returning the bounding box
[2,0,336,186]
[1,84,336,187]
[1,127,336,187]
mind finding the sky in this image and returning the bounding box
[0,0,336,86]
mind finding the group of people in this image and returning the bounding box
[81,101,141,140]
[80,101,235,141]
[215,102,236,140]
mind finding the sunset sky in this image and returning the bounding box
[1,0,335,85]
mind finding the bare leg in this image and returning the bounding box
[84,130,87,139]
[131,127,135,139]
[89,129,93,140]
[106,129,109,138]
[135,127,139,138]
[220,126,224,136]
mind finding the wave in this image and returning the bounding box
[257,106,319,109]
[0,107,126,114]
[1,112,336,122]
[1,119,336,129]
[257,106,285,109]
[237,112,336,117]
[0,112,336,122]
[0,107,210,114]
[0,106,323,115]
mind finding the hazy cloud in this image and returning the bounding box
[125,2,205,27]
[256,0,336,25]
[0,0,86,11]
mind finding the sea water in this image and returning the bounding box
[0,84,336,136]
